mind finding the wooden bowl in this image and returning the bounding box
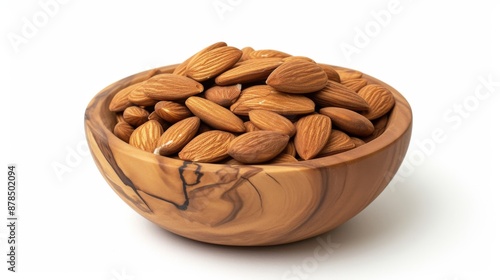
[84,64,412,246]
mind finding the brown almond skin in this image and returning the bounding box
[228,131,289,164]
[294,114,332,160]
[267,153,298,164]
[186,46,242,82]
[283,141,297,157]
[230,85,315,116]
[223,158,245,165]
[108,68,157,111]
[362,114,389,142]
[114,121,135,143]
[185,96,245,133]
[179,130,235,163]
[341,78,368,92]
[116,113,125,123]
[240,46,255,61]
[282,56,316,63]
[215,58,283,85]
[357,84,395,120]
[350,137,366,147]
[123,106,150,127]
[266,60,328,94]
[148,112,170,130]
[312,80,370,111]
[129,120,164,153]
[203,84,242,107]
[318,130,356,157]
[318,64,341,83]
[155,116,200,156]
[336,68,363,82]
[249,110,296,137]
[154,101,192,123]
[247,49,291,59]
[136,73,204,101]
[320,107,375,137]
[128,82,157,106]
[173,42,227,76]
[109,83,139,112]
[243,121,260,132]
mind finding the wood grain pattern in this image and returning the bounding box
[84,64,412,246]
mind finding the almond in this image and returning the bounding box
[294,114,332,160]
[123,106,150,127]
[357,84,395,120]
[320,107,374,137]
[240,46,255,61]
[282,56,316,63]
[109,83,140,112]
[154,101,192,123]
[318,130,356,157]
[336,68,363,82]
[223,158,245,165]
[228,131,289,164]
[108,68,157,111]
[173,42,227,76]
[248,110,296,137]
[266,60,328,94]
[179,130,235,163]
[312,80,370,111]
[148,111,170,130]
[318,63,341,83]
[114,121,135,143]
[109,43,398,162]
[350,137,366,147]
[247,49,291,59]
[341,78,368,92]
[134,73,203,101]
[155,116,200,156]
[362,114,389,142]
[230,85,315,115]
[185,96,245,133]
[203,84,242,107]
[186,46,242,81]
[128,82,157,106]
[129,120,164,153]
[267,153,298,164]
[215,58,283,85]
[283,141,296,157]
[243,121,260,132]
[116,113,125,123]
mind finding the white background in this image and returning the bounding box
[1,0,499,279]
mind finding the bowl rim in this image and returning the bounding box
[85,64,412,172]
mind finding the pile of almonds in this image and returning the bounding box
[109,42,395,164]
